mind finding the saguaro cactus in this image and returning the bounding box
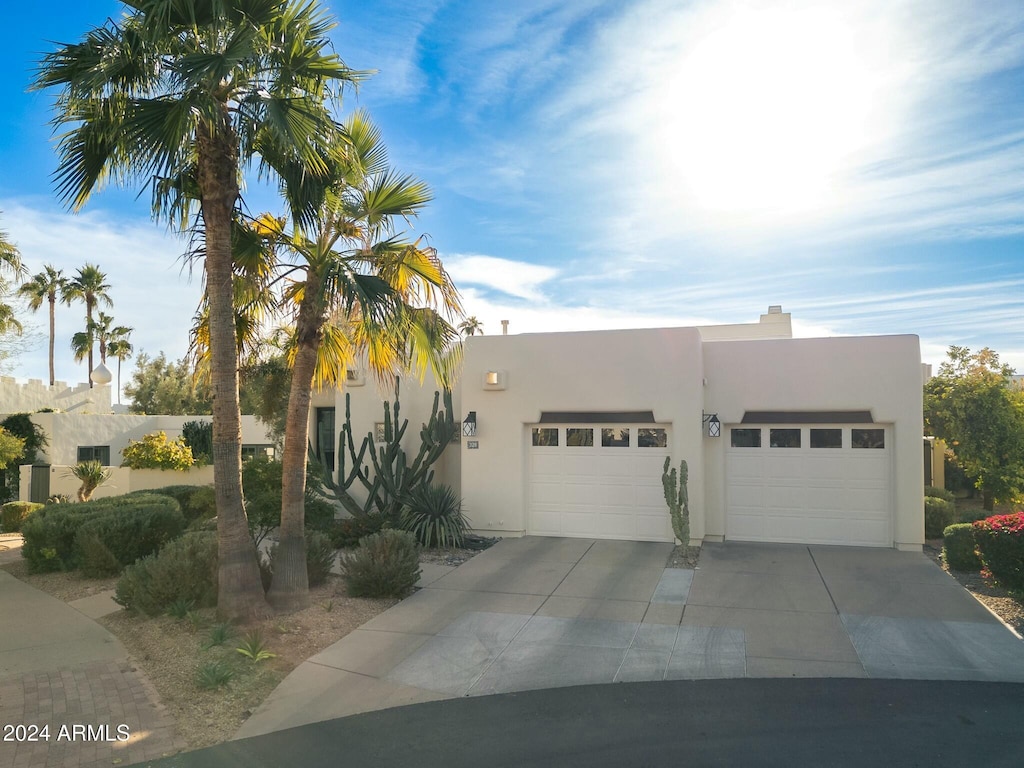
[662,457,690,545]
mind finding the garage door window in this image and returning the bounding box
[810,429,842,448]
[601,428,630,447]
[770,428,801,448]
[566,428,594,446]
[731,428,761,447]
[852,428,885,449]
[638,428,667,447]
[532,428,559,446]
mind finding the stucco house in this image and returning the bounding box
[325,306,924,551]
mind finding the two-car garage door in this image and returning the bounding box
[726,424,892,547]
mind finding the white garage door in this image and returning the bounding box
[726,424,892,547]
[528,424,673,542]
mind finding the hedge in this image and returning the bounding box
[21,494,184,573]
[115,531,218,615]
[942,523,981,572]
[1,501,43,533]
[924,497,956,539]
[973,512,1024,590]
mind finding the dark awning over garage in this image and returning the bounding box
[740,410,874,424]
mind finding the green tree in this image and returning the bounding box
[107,327,134,405]
[124,351,212,415]
[61,264,112,386]
[36,0,365,620]
[0,414,48,504]
[18,265,67,386]
[0,428,25,470]
[924,346,1024,511]
[459,316,483,336]
[265,111,462,611]
[0,217,26,339]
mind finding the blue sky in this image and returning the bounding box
[1,0,1022,391]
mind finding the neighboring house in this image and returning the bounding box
[333,306,924,551]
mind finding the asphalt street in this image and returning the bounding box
[140,678,1024,768]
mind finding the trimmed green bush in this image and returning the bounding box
[75,497,186,577]
[338,529,420,598]
[329,512,388,549]
[115,531,218,615]
[973,513,1024,590]
[925,497,956,539]
[1,501,43,533]
[267,531,336,588]
[925,486,955,502]
[399,483,469,548]
[942,523,981,572]
[121,431,194,470]
[21,494,184,573]
[136,485,216,523]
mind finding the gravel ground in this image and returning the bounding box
[0,558,119,601]
[667,544,702,569]
[924,540,1024,635]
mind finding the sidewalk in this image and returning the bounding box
[0,538,184,768]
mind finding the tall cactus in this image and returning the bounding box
[316,377,456,520]
[662,457,690,545]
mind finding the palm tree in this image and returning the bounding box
[18,265,66,385]
[35,0,366,621]
[459,316,484,337]
[107,328,133,405]
[265,112,462,611]
[61,264,111,386]
[0,218,25,337]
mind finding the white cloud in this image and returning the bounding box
[445,254,559,301]
[0,201,201,390]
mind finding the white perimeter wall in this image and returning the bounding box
[28,413,274,466]
[458,327,705,537]
[701,335,924,549]
[21,465,215,502]
[0,377,112,414]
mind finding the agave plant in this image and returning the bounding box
[66,460,111,502]
[400,483,469,549]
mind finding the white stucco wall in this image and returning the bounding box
[28,413,275,466]
[0,377,112,414]
[701,335,924,549]
[20,465,214,502]
[458,327,705,537]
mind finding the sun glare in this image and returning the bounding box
[655,5,883,218]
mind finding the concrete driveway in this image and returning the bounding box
[236,538,1024,739]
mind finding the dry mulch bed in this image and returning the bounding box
[667,544,701,569]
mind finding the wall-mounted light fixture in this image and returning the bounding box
[703,411,721,438]
[462,411,477,437]
[482,370,507,390]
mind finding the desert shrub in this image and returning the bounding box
[75,497,186,577]
[338,529,420,598]
[1,501,43,533]
[67,460,111,502]
[140,485,216,523]
[943,523,982,572]
[242,456,336,545]
[114,531,218,615]
[266,531,337,588]
[121,431,194,470]
[924,497,956,539]
[45,494,72,505]
[328,512,388,549]
[956,506,992,525]
[399,483,469,548]
[973,513,1024,590]
[181,420,213,465]
[21,494,183,573]
[925,486,955,502]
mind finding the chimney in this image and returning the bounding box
[501,320,509,336]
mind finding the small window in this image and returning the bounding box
[566,428,594,447]
[852,428,885,449]
[601,428,630,447]
[810,429,842,449]
[242,445,275,461]
[532,428,559,446]
[638,428,667,447]
[730,428,761,448]
[78,445,110,465]
[770,429,801,448]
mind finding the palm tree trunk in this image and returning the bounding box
[198,116,268,621]
[267,275,323,612]
[116,358,121,405]
[48,294,56,387]
[86,297,94,387]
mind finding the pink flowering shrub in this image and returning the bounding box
[972,512,1024,590]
